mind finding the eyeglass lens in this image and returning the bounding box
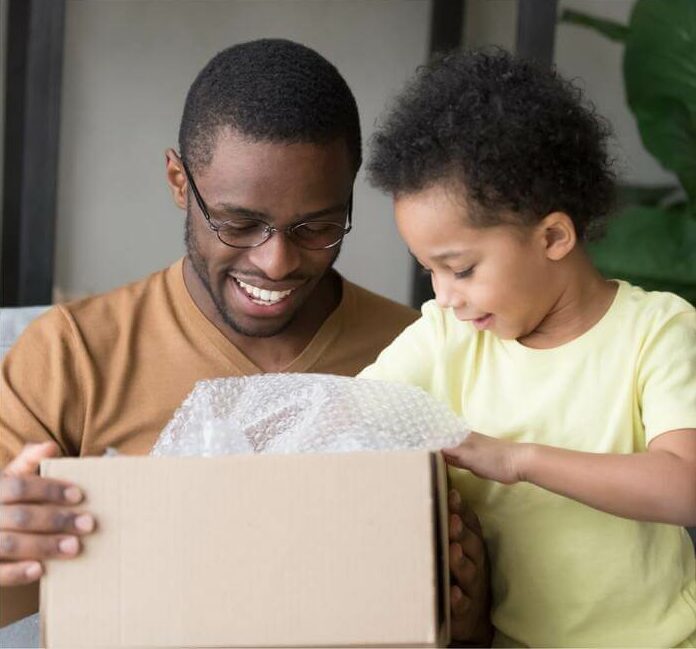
[215,219,348,250]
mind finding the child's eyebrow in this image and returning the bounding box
[432,250,467,261]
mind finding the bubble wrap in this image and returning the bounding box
[151,373,469,456]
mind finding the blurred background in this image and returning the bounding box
[1,0,690,309]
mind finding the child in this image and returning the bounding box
[361,50,696,647]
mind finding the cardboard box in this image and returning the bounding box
[40,451,450,648]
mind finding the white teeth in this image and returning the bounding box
[234,278,294,305]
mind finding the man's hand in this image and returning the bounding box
[448,488,492,647]
[0,442,95,586]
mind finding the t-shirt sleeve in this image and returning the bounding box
[358,300,446,392]
[638,309,696,443]
[0,306,84,468]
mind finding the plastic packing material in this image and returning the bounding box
[151,373,470,456]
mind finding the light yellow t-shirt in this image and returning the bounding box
[360,281,696,647]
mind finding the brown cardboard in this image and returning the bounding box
[40,451,450,648]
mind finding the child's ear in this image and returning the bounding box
[539,212,576,261]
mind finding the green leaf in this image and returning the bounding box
[588,205,696,305]
[558,9,630,43]
[624,0,696,206]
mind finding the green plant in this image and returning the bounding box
[560,0,696,304]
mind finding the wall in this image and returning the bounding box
[55,0,430,304]
[52,0,672,305]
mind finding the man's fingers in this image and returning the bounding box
[449,512,465,541]
[0,505,95,535]
[449,510,483,552]
[450,584,472,619]
[448,488,462,509]
[448,492,486,569]
[0,560,44,587]
[450,542,477,591]
[0,531,81,561]
[452,509,486,569]
[460,504,483,535]
[0,474,82,505]
[448,488,483,530]
[459,530,485,570]
[4,442,61,476]
[447,493,493,645]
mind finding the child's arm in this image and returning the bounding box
[443,428,696,526]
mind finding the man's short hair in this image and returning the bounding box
[179,38,362,173]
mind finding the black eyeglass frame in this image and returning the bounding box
[180,156,353,250]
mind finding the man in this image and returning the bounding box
[0,39,489,643]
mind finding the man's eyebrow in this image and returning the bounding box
[212,201,349,222]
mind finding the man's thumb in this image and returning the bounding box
[5,441,61,476]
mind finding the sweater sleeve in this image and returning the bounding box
[0,306,85,468]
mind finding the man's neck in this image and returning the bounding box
[234,271,342,371]
[183,258,343,371]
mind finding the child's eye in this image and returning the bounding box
[454,265,475,279]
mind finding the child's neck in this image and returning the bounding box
[518,253,618,350]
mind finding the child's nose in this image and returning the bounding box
[433,275,466,309]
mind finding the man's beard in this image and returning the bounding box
[184,213,339,338]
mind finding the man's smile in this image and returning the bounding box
[233,277,297,306]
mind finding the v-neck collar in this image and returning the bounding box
[171,258,351,374]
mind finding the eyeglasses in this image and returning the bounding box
[180,157,352,250]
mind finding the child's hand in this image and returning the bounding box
[443,432,531,484]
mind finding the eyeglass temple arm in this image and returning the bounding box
[180,156,218,228]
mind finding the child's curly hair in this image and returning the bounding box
[368,49,616,241]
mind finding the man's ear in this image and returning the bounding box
[538,211,577,261]
[165,148,187,210]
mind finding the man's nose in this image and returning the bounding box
[246,232,302,280]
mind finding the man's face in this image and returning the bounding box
[173,131,354,338]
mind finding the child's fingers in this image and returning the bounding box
[442,447,466,467]
[442,432,482,468]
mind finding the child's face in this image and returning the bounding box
[394,183,558,340]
